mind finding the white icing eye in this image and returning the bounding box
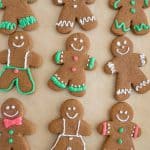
[124,111,128,115]
[68,107,71,110]
[20,36,24,39]
[11,105,16,109]
[117,41,121,47]
[73,107,76,110]
[123,40,127,45]
[15,36,19,40]
[119,110,123,114]
[73,38,77,41]
[6,106,10,110]
[80,39,83,43]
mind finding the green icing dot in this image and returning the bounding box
[118,127,124,133]
[130,8,136,14]
[117,138,123,144]
[8,129,14,135]
[8,138,14,144]
[130,0,136,6]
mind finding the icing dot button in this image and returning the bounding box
[118,127,124,134]
[73,55,79,61]
[117,138,123,144]
[8,138,14,144]
[14,69,19,74]
[8,129,14,135]
[71,67,77,72]
[130,8,136,14]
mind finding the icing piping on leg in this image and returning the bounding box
[19,16,37,28]
[54,50,64,64]
[116,88,132,95]
[114,19,130,32]
[50,74,67,89]
[79,16,96,25]
[135,80,150,91]
[0,21,16,30]
[56,20,74,28]
[87,57,96,70]
[68,84,86,92]
[133,23,150,32]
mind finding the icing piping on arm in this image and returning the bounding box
[113,0,121,9]
[107,62,116,74]
[135,80,150,91]
[56,20,74,27]
[139,53,146,66]
[79,16,96,25]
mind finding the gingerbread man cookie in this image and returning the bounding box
[110,0,150,35]
[48,33,96,97]
[97,102,141,150]
[0,98,36,150]
[53,0,97,34]
[48,99,91,150]
[0,31,42,95]
[0,0,38,34]
[104,36,150,101]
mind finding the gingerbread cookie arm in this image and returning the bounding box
[97,121,113,136]
[85,0,96,4]
[131,123,141,138]
[48,118,63,134]
[0,50,8,64]
[85,55,96,70]
[109,0,123,9]
[53,50,65,65]
[78,120,91,136]
[29,51,42,68]
[53,0,64,5]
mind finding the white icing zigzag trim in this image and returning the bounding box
[135,80,150,91]
[117,88,132,95]
[79,16,96,25]
[56,20,74,27]
[139,53,146,66]
[107,62,116,74]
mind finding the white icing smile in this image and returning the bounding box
[12,42,24,48]
[66,112,79,120]
[116,114,129,122]
[71,43,83,51]
[3,111,19,118]
[116,47,130,55]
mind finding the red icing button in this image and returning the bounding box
[14,69,19,74]
[73,56,78,61]
[71,67,77,72]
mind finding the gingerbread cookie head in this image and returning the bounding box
[111,36,133,57]
[8,31,32,51]
[66,33,90,54]
[60,99,84,120]
[1,98,25,120]
[110,102,134,123]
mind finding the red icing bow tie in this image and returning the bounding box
[3,117,23,128]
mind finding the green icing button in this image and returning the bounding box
[8,138,14,144]
[130,0,136,5]
[130,8,136,14]
[8,129,14,135]
[118,127,124,133]
[117,138,123,144]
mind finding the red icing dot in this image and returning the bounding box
[73,56,78,61]
[14,69,19,74]
[71,67,77,72]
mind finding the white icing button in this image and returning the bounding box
[73,38,77,41]
[69,137,73,140]
[73,5,77,8]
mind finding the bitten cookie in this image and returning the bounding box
[0,98,36,150]
[0,31,42,95]
[53,0,97,34]
[48,99,91,150]
[104,36,150,101]
[48,32,96,97]
[97,102,141,150]
[110,0,150,35]
[0,0,38,34]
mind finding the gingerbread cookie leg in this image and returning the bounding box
[115,75,132,101]
[0,12,17,34]
[111,10,132,35]
[68,74,86,97]
[56,7,75,34]
[77,5,97,31]
[132,10,150,35]
[131,70,150,94]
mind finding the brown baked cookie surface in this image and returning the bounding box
[97,102,141,150]
[0,98,36,150]
[48,99,92,150]
[110,0,150,35]
[104,36,150,101]
[0,31,42,95]
[0,0,38,34]
[48,32,96,97]
[53,0,97,34]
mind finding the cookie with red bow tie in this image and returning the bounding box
[0,98,36,150]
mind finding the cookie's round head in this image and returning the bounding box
[111,36,133,57]
[1,98,25,119]
[60,99,84,120]
[110,102,133,123]
[66,33,90,54]
[8,31,32,50]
